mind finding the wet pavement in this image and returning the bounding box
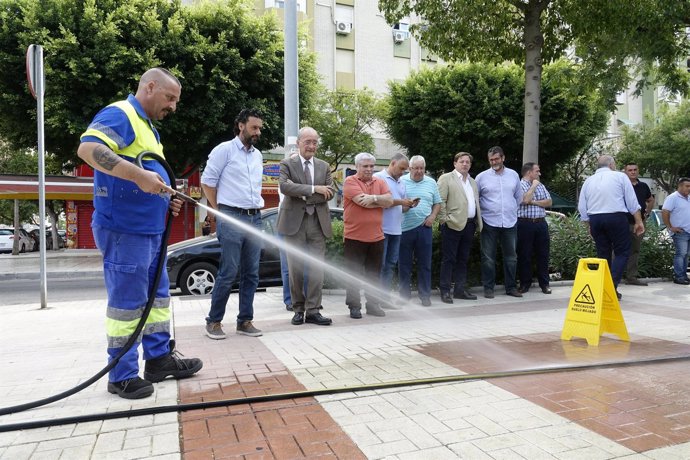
[1,250,690,459]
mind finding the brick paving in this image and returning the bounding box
[3,267,690,459]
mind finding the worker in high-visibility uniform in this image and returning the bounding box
[78,67,202,399]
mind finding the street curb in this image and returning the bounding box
[0,271,103,281]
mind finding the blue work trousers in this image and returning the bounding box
[93,225,170,383]
[206,207,262,325]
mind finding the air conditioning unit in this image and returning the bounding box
[335,21,352,35]
[393,30,406,44]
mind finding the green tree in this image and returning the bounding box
[0,0,319,172]
[384,61,608,178]
[304,88,382,173]
[378,0,690,165]
[0,140,65,251]
[617,101,690,194]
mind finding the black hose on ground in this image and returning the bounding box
[1,353,689,432]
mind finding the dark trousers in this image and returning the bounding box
[624,226,643,280]
[344,238,384,309]
[284,214,325,314]
[398,224,433,300]
[439,221,476,294]
[517,219,550,289]
[589,212,631,288]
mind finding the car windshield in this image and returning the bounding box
[0,229,13,235]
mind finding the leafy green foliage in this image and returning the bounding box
[384,62,608,178]
[617,101,690,194]
[305,88,381,172]
[0,0,319,173]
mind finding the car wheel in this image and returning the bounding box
[180,262,217,296]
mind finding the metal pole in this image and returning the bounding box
[284,0,299,158]
[35,45,47,309]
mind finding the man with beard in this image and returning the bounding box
[476,146,523,299]
[78,67,202,399]
[202,109,265,339]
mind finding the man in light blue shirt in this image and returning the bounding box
[661,177,690,285]
[578,155,644,297]
[201,109,265,339]
[475,146,523,299]
[374,153,416,304]
[399,155,441,306]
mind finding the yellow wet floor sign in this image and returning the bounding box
[561,258,629,346]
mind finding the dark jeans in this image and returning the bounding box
[399,224,433,300]
[439,221,476,294]
[589,212,630,288]
[206,206,262,325]
[517,219,550,289]
[344,238,384,308]
[480,223,517,292]
[380,233,401,288]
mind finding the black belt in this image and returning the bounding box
[220,205,261,216]
[518,217,545,223]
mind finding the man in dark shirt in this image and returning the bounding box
[623,163,654,286]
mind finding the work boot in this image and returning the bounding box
[107,376,154,400]
[144,341,203,383]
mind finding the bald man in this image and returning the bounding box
[78,67,202,400]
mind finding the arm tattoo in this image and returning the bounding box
[93,145,121,171]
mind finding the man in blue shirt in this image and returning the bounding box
[476,146,523,299]
[374,153,416,305]
[78,67,202,399]
[661,177,690,285]
[202,109,265,339]
[578,155,644,298]
[517,163,552,294]
[399,156,441,306]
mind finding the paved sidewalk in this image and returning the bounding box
[0,250,102,281]
[1,251,690,459]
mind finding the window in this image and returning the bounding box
[265,0,306,13]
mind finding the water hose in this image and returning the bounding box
[0,151,178,417]
[1,352,689,432]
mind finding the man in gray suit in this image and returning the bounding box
[277,127,335,326]
[437,152,483,303]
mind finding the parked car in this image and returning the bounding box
[0,228,35,253]
[29,228,66,250]
[167,207,344,296]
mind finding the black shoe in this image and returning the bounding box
[421,298,432,307]
[454,290,477,300]
[286,304,293,311]
[541,286,552,294]
[291,312,305,325]
[349,307,362,319]
[673,278,690,285]
[506,289,523,298]
[144,342,203,383]
[366,303,386,316]
[107,377,154,400]
[518,285,530,294]
[441,292,454,304]
[616,291,623,300]
[305,312,332,326]
[484,289,494,299]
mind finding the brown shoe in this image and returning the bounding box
[236,321,263,337]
